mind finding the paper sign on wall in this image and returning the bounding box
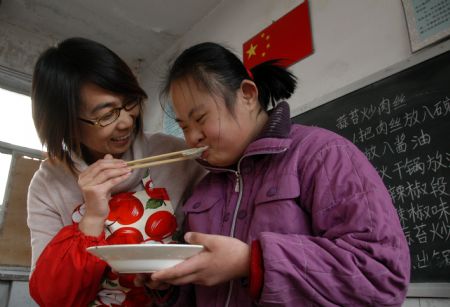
[402,0,450,52]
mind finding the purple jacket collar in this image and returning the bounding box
[257,101,291,140]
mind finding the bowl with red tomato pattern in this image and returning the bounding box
[87,243,204,273]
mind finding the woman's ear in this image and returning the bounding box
[240,79,259,109]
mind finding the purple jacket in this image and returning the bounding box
[182,102,410,306]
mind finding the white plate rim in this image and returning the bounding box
[86,244,204,273]
[86,243,204,251]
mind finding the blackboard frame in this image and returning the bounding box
[291,40,450,298]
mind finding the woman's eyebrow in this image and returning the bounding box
[89,101,116,115]
[175,105,202,122]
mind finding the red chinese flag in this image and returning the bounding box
[243,0,313,69]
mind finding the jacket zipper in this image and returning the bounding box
[225,164,243,307]
[205,148,287,307]
[234,171,240,192]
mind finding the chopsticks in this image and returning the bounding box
[126,146,208,169]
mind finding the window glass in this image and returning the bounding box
[0,153,12,205]
[0,87,42,207]
[0,87,42,150]
[163,103,184,139]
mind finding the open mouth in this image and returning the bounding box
[200,148,209,160]
[111,134,131,143]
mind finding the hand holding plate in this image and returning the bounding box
[151,232,251,286]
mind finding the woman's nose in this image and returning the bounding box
[115,108,136,129]
[185,128,205,147]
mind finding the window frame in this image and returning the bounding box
[0,67,43,229]
[0,141,43,229]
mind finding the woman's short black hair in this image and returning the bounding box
[32,37,147,173]
[161,42,297,113]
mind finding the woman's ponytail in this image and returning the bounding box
[249,60,297,110]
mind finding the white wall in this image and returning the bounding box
[140,0,302,131]
[141,0,412,132]
[139,0,450,305]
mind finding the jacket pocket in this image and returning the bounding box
[183,193,223,234]
[254,173,300,205]
[183,194,221,213]
[251,174,310,237]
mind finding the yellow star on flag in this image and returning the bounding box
[246,44,257,59]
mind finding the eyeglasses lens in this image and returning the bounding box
[98,99,140,127]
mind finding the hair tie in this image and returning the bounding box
[246,67,254,80]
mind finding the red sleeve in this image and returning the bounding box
[29,224,108,307]
[249,240,264,300]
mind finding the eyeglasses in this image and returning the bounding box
[78,100,140,127]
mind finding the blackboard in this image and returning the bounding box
[292,50,450,285]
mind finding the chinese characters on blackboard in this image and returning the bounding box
[334,94,450,274]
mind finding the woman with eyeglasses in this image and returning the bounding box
[27,37,205,306]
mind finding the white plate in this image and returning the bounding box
[87,244,204,273]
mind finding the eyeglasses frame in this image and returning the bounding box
[78,99,141,128]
